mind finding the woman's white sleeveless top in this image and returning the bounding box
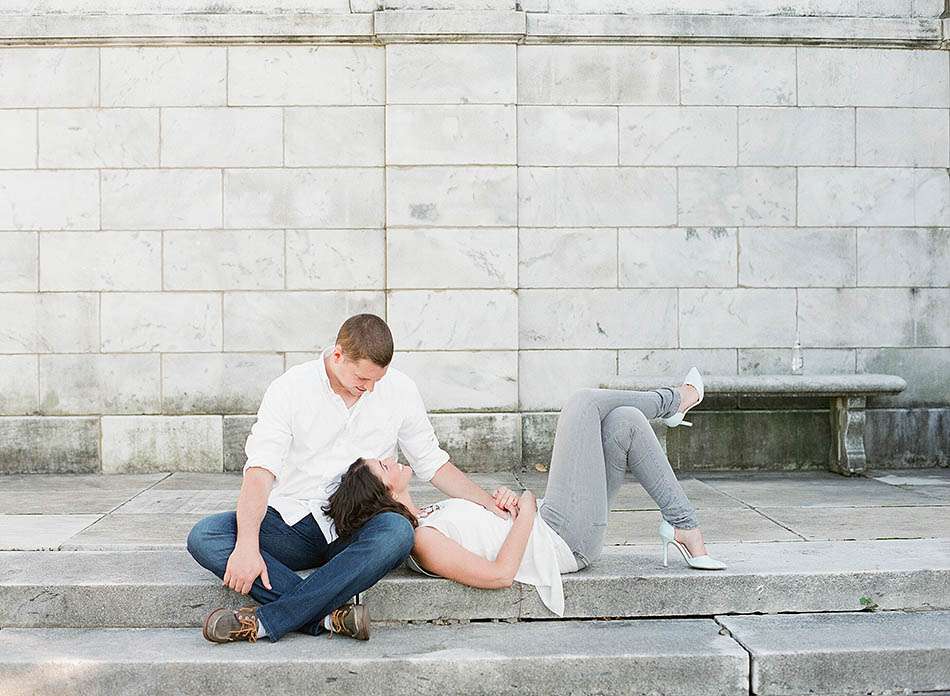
[413,498,575,616]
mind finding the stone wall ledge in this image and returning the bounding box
[0,13,376,43]
[375,10,526,38]
[4,0,945,17]
[1,9,945,46]
[527,13,943,45]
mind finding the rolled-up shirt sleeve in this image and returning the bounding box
[243,378,293,480]
[398,381,450,482]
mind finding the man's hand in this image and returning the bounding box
[431,460,514,520]
[487,502,510,519]
[227,466,275,594]
[223,544,272,595]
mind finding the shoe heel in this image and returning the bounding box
[663,367,704,429]
[661,414,693,428]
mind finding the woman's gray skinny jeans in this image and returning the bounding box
[539,388,700,570]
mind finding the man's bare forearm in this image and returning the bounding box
[235,467,275,549]
[430,460,494,508]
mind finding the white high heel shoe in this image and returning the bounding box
[662,366,704,428]
[659,519,727,570]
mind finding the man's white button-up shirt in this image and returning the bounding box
[243,348,450,543]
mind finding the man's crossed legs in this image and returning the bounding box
[187,507,413,642]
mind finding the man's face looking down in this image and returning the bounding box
[328,347,387,398]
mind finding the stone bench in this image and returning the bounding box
[600,374,906,476]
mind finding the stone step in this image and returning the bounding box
[2,538,947,628]
[2,612,948,696]
[0,618,749,696]
[719,610,950,696]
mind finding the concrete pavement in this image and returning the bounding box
[1,467,948,695]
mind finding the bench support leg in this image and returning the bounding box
[830,396,867,476]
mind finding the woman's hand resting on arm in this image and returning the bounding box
[515,489,536,519]
[491,487,538,521]
[412,488,538,590]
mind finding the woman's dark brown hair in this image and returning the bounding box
[323,458,418,540]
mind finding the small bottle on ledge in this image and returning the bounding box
[791,335,804,375]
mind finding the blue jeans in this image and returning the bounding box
[186,507,413,642]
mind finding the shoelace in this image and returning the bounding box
[229,612,258,643]
[327,608,347,639]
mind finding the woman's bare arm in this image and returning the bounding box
[412,491,537,589]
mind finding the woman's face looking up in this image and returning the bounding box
[368,456,410,494]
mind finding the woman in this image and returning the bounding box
[324,368,725,618]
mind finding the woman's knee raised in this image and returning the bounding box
[603,406,650,445]
[561,388,602,419]
[566,388,600,407]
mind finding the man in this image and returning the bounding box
[186,313,510,643]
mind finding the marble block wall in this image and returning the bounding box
[1,6,948,473]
